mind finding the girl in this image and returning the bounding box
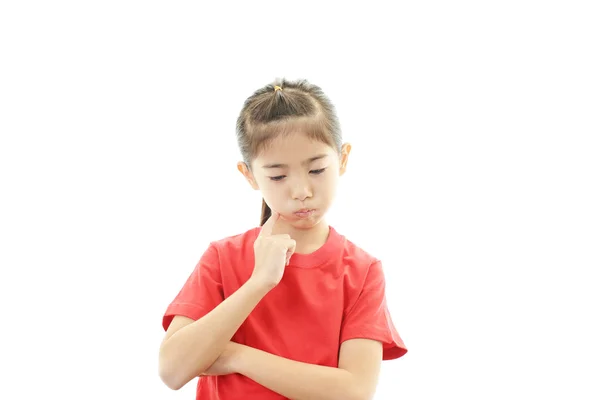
[159,78,407,400]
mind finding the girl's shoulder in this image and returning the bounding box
[207,226,261,253]
[335,229,380,268]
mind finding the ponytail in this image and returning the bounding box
[260,198,272,226]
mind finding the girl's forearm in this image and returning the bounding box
[159,279,269,390]
[234,345,362,400]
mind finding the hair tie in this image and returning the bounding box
[274,85,282,92]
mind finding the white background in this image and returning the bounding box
[1,1,599,399]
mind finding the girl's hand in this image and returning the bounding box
[201,341,244,376]
[251,212,296,290]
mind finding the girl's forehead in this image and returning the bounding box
[257,131,333,159]
[248,115,337,159]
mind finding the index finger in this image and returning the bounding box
[260,211,279,236]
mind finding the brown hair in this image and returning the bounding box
[236,78,343,226]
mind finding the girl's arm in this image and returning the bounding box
[159,278,269,390]
[159,213,297,390]
[233,338,383,400]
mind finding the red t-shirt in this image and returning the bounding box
[162,225,407,399]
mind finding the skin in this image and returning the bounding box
[237,130,352,254]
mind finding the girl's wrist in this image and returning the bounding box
[246,275,276,296]
[231,342,252,375]
[225,341,244,374]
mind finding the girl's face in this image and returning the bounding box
[238,130,351,230]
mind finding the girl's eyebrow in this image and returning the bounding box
[262,154,328,169]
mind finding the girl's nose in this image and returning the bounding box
[291,178,312,201]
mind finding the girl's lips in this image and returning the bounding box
[294,209,315,218]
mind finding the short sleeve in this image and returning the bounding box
[340,260,408,360]
[162,243,224,331]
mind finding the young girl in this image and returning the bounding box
[159,78,407,399]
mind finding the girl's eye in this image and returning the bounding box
[268,168,326,182]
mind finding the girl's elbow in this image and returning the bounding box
[159,365,183,390]
[158,356,188,391]
[349,382,376,400]
[350,391,373,400]
[158,343,211,390]
[159,358,207,391]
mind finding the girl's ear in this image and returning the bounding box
[237,161,260,190]
[339,143,352,176]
